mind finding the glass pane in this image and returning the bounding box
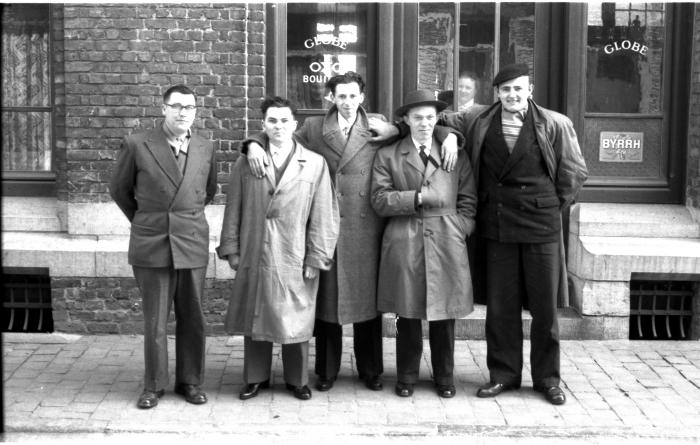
[417,3,455,103]
[586,2,665,113]
[286,3,370,110]
[2,111,52,171]
[499,3,536,74]
[458,3,495,108]
[1,4,50,107]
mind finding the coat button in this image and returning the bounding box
[361,169,366,175]
[417,220,422,225]
[497,183,503,187]
[521,185,526,190]
[359,191,366,197]
[360,212,366,218]
[268,189,274,195]
[497,203,503,208]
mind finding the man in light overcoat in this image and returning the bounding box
[218,96,339,401]
[371,89,477,399]
[110,84,217,409]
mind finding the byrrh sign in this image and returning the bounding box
[599,132,644,163]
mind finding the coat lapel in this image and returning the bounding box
[275,143,306,191]
[145,126,182,187]
[498,110,535,180]
[322,110,347,158]
[423,139,442,180]
[399,137,425,176]
[177,134,206,191]
[337,108,372,172]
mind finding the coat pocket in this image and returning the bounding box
[535,196,560,208]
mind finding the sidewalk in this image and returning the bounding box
[3,333,700,443]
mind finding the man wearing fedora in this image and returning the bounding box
[371,90,476,398]
[470,64,588,405]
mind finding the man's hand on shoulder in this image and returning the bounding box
[247,142,269,179]
[441,133,458,172]
[368,117,399,142]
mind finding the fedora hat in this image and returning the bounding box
[395,89,447,117]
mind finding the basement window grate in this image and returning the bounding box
[2,268,53,333]
[629,280,694,340]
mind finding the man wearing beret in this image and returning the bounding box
[470,64,588,405]
[371,90,476,398]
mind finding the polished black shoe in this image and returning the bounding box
[476,382,520,398]
[174,383,208,405]
[137,389,164,409]
[534,385,566,405]
[361,375,383,391]
[394,382,414,397]
[239,380,270,400]
[285,383,312,400]
[436,384,456,398]
[315,376,335,392]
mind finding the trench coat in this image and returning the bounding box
[217,143,339,344]
[245,106,386,325]
[109,125,217,269]
[371,136,477,320]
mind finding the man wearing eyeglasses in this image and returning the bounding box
[110,84,217,409]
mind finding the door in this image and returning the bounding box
[566,2,692,204]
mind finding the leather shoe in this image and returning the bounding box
[362,375,383,391]
[239,380,270,400]
[436,384,456,398]
[174,383,207,405]
[137,389,164,409]
[285,383,312,400]
[476,382,520,398]
[394,382,414,397]
[315,376,335,392]
[534,385,566,405]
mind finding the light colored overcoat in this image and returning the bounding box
[109,125,217,269]
[217,143,339,344]
[246,105,386,325]
[371,136,477,320]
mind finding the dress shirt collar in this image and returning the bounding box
[337,112,356,135]
[411,137,432,156]
[162,124,191,154]
[268,140,295,167]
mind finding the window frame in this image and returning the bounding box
[1,4,56,197]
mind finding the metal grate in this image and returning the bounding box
[2,268,53,333]
[629,280,694,340]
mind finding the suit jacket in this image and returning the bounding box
[110,124,217,269]
[371,136,476,320]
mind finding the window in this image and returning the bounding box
[417,3,535,111]
[1,4,54,180]
[285,3,374,112]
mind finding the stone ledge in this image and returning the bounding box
[1,197,64,232]
[1,232,230,279]
[569,235,700,281]
[570,203,700,238]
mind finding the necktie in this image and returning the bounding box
[419,145,429,166]
[172,141,187,173]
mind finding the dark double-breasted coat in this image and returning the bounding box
[110,125,217,269]
[371,136,477,320]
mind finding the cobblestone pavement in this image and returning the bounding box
[2,333,700,443]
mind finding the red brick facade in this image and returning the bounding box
[60,4,265,204]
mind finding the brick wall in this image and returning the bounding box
[52,277,234,335]
[61,4,265,204]
[688,4,700,211]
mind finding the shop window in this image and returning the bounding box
[1,4,55,193]
[285,4,373,112]
[418,3,535,111]
[586,3,665,113]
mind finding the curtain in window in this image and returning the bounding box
[1,4,52,172]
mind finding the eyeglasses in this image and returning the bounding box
[164,103,196,112]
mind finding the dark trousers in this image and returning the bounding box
[243,337,309,387]
[314,316,383,380]
[396,317,455,386]
[484,240,561,387]
[133,266,206,391]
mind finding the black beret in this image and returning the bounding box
[493,63,529,86]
